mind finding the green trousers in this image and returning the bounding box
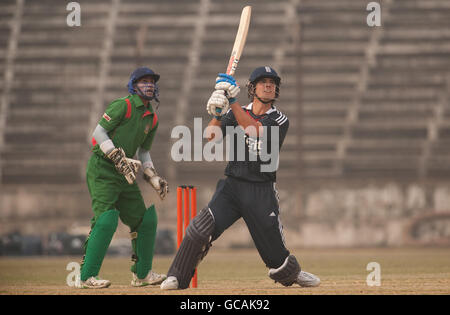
[81,154,157,280]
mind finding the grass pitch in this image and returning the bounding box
[0,247,449,295]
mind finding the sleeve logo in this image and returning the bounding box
[102,113,111,122]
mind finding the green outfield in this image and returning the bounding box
[0,247,449,295]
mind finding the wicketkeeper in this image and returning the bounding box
[161,66,320,290]
[78,67,169,289]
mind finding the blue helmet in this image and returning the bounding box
[247,66,281,102]
[127,67,160,102]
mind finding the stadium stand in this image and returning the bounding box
[342,0,450,178]
[1,0,450,238]
[2,1,111,184]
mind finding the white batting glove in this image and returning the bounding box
[215,74,240,100]
[144,167,169,200]
[206,90,229,118]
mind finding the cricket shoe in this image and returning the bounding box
[131,270,167,287]
[296,270,320,287]
[77,276,111,289]
[160,276,179,290]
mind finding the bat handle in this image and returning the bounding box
[214,108,222,120]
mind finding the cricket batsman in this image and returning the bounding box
[77,67,169,289]
[161,66,320,289]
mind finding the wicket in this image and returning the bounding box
[177,185,198,288]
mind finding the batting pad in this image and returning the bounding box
[81,209,119,281]
[133,205,158,279]
[168,207,215,289]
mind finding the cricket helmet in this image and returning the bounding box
[127,67,160,102]
[248,66,281,85]
[247,66,281,102]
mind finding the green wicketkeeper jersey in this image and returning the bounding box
[92,94,159,158]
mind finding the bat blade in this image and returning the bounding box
[226,6,252,76]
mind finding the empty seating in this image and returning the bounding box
[1,0,449,186]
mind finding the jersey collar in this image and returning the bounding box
[245,102,277,115]
[130,94,154,114]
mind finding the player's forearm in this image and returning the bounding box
[137,147,154,170]
[93,124,115,155]
[206,117,222,142]
[230,102,262,137]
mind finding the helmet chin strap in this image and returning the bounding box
[255,95,275,105]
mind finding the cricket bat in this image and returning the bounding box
[226,6,252,76]
[213,6,251,118]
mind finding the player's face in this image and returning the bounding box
[136,76,155,98]
[255,78,276,101]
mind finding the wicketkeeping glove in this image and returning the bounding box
[143,167,169,200]
[126,158,142,176]
[107,148,139,184]
[215,73,240,104]
[207,89,229,120]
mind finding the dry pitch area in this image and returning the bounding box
[0,247,449,295]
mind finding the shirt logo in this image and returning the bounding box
[144,124,150,134]
[102,113,111,122]
[245,134,262,155]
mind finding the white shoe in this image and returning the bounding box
[297,271,320,287]
[160,276,179,290]
[131,270,167,287]
[77,276,111,289]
